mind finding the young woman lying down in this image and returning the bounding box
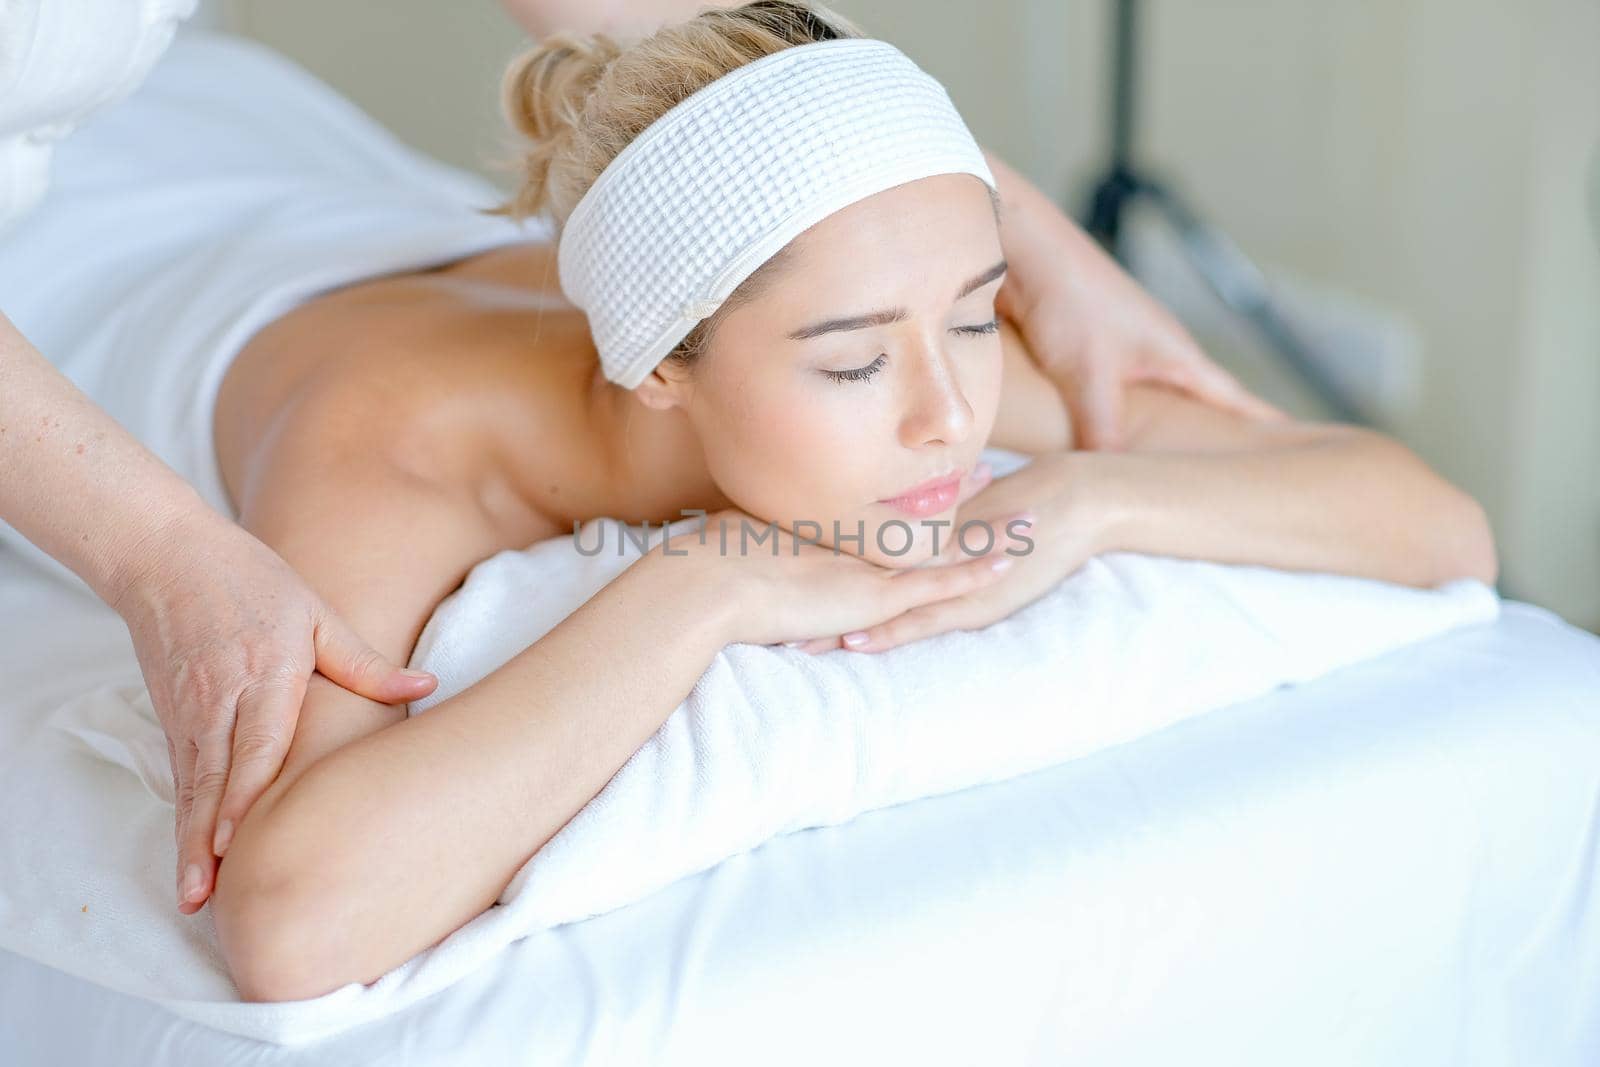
[205,1,1496,1000]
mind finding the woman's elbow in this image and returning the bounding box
[1448,491,1499,587]
[213,885,323,1002]
[211,820,358,1002]
[1417,481,1498,588]
[1363,431,1499,588]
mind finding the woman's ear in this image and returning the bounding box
[631,367,687,412]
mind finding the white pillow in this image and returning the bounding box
[407,447,1502,930]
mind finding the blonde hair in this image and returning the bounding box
[487,1,870,375]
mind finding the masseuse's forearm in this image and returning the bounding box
[497,0,741,39]
[216,549,736,1002]
[0,312,205,607]
[982,147,1079,314]
[1072,431,1499,589]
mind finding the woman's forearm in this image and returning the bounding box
[1071,429,1499,589]
[214,548,738,1002]
[0,313,207,606]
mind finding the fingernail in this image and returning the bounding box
[181,864,205,904]
[842,632,869,648]
[213,819,233,856]
[400,669,433,681]
[782,640,806,649]
[990,556,1014,572]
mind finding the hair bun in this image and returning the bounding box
[494,31,623,222]
[485,3,864,229]
[501,32,621,143]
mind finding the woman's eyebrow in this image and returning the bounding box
[786,259,1008,340]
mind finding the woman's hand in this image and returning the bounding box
[658,489,1025,651]
[983,150,1289,451]
[787,452,1103,654]
[109,509,440,914]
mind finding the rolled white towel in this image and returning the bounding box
[407,447,1504,930]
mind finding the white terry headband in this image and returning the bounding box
[556,36,999,389]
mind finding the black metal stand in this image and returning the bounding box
[1080,0,1369,426]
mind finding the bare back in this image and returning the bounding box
[215,240,593,550]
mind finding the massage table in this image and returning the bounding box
[3,533,1599,1064]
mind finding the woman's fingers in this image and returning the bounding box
[796,635,842,654]
[883,543,1013,616]
[312,608,437,705]
[210,672,306,859]
[844,599,962,654]
[826,511,1033,653]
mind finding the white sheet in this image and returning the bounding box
[3,540,1599,1064]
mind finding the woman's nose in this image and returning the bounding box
[897,348,974,448]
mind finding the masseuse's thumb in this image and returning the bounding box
[312,608,438,705]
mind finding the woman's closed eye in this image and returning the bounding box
[822,353,888,383]
[820,320,1001,384]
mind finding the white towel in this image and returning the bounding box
[406,447,1503,931]
[2,445,1500,1044]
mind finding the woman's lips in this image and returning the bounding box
[878,470,966,517]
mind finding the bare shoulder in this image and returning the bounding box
[217,275,552,509]
[229,397,511,810]
[216,281,457,505]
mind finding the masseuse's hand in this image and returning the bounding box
[1,313,437,911]
[110,511,439,914]
[2,314,438,912]
[786,452,1098,655]
[983,151,1289,451]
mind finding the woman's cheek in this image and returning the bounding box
[971,341,1006,441]
[705,379,921,558]
[703,406,838,525]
